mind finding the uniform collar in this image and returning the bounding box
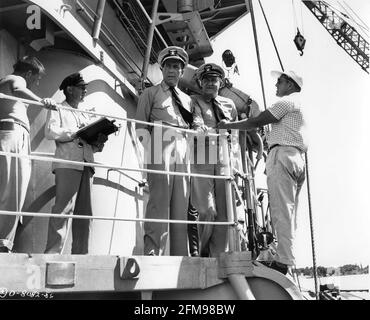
[203,95,219,103]
[161,80,178,92]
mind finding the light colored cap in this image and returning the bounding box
[196,63,225,81]
[158,46,189,67]
[271,70,303,89]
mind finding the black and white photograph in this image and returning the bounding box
[0,0,368,306]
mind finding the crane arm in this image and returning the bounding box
[302,0,369,73]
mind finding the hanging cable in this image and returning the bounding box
[305,151,319,300]
[291,0,305,35]
[292,0,306,55]
[258,0,284,71]
[253,0,318,295]
[300,0,305,35]
[292,0,299,34]
[338,1,369,38]
[247,0,268,111]
[343,0,369,32]
[344,0,369,29]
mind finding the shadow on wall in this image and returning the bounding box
[13,49,142,254]
[14,173,145,253]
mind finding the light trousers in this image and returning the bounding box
[144,128,190,256]
[44,167,93,254]
[0,127,31,250]
[191,138,228,257]
[266,146,306,266]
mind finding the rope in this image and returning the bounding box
[0,93,220,137]
[292,0,297,34]
[0,151,232,180]
[339,1,369,37]
[300,0,305,35]
[343,0,369,34]
[344,0,369,30]
[247,0,268,111]
[291,0,304,36]
[0,210,235,226]
[253,1,318,294]
[258,0,284,71]
[305,151,319,300]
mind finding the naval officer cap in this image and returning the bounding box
[196,63,225,81]
[59,72,88,91]
[158,46,189,67]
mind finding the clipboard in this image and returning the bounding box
[75,117,119,144]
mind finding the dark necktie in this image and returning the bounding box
[170,87,193,127]
[211,98,227,123]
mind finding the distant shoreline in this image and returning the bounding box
[298,273,370,292]
[302,271,369,279]
[295,264,368,278]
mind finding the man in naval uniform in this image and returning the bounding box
[191,63,238,257]
[135,46,193,256]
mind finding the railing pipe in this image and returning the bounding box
[92,0,106,43]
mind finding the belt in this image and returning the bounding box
[268,144,280,153]
[268,144,304,153]
[0,121,30,133]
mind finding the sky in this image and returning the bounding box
[205,0,370,268]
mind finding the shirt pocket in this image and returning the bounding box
[155,102,178,120]
[152,102,171,110]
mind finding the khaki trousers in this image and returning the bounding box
[191,138,228,257]
[44,167,93,254]
[144,128,190,256]
[266,146,306,266]
[0,127,31,250]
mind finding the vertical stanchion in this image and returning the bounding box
[220,131,238,252]
[139,0,160,92]
[239,131,258,257]
[15,154,19,213]
[92,0,106,43]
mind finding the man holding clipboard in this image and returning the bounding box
[44,72,111,254]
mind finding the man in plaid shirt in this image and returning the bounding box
[218,70,307,275]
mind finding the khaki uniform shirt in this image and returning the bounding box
[135,81,192,130]
[45,101,95,172]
